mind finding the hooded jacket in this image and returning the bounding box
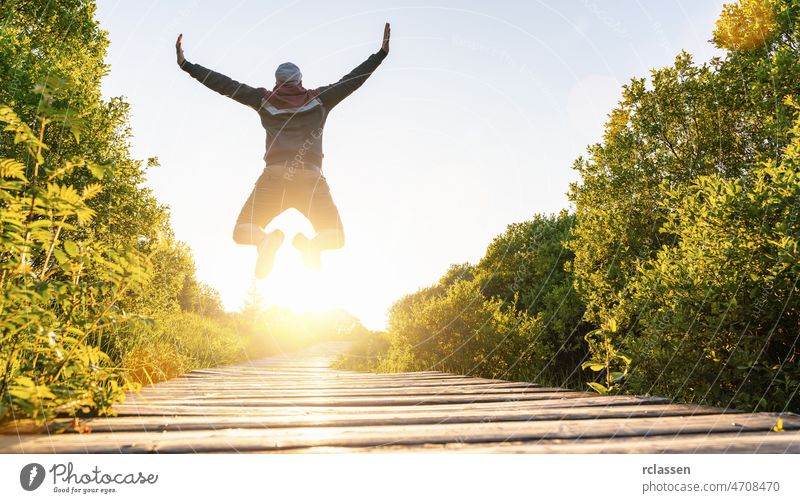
[181,49,387,168]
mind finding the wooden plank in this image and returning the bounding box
[165,380,567,392]
[143,380,544,390]
[168,374,508,386]
[291,431,800,454]
[258,431,800,454]
[183,369,457,378]
[9,404,729,434]
[130,386,576,400]
[173,375,509,385]
[143,381,527,391]
[117,391,592,408]
[2,413,796,453]
[108,395,673,416]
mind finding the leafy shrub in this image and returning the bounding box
[620,104,800,411]
[0,97,149,422]
[564,0,800,410]
[580,318,631,395]
[378,279,542,379]
[567,0,799,327]
[473,211,591,386]
[0,2,361,424]
[336,213,590,387]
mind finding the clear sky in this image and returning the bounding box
[95,0,726,329]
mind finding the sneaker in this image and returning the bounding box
[292,232,321,270]
[255,230,284,279]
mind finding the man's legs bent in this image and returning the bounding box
[233,224,285,279]
[235,167,286,277]
[255,229,284,278]
[233,223,267,245]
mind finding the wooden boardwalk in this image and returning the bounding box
[2,342,799,453]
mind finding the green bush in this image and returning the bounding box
[336,213,590,387]
[0,99,150,422]
[567,0,800,328]
[620,104,800,411]
[563,0,800,411]
[473,211,591,386]
[377,279,542,379]
[0,1,368,424]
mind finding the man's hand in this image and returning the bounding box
[381,22,390,54]
[176,33,186,66]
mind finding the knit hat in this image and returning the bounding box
[275,62,302,84]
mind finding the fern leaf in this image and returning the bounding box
[81,183,103,200]
[0,158,27,180]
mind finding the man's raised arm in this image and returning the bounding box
[176,34,264,109]
[316,23,390,110]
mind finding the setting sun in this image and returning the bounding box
[256,246,340,313]
[255,211,342,313]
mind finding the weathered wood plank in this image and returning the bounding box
[117,391,592,408]
[2,413,796,453]
[107,395,674,417]
[17,404,731,433]
[130,386,576,400]
[183,370,456,379]
[143,380,543,390]
[169,374,512,382]
[258,431,800,454]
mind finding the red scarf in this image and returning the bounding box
[264,82,320,109]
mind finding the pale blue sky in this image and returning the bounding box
[96,0,726,328]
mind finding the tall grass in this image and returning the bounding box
[113,312,248,385]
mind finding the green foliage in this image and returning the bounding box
[620,104,800,410]
[336,212,590,387]
[568,0,800,327]
[378,279,541,378]
[581,318,631,395]
[565,0,800,410]
[0,2,252,423]
[0,96,150,422]
[123,236,205,317]
[0,0,170,307]
[714,0,780,51]
[473,211,591,386]
[338,1,800,415]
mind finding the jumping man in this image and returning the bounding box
[176,23,390,278]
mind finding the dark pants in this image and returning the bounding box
[236,162,343,234]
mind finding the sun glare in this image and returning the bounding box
[255,212,341,313]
